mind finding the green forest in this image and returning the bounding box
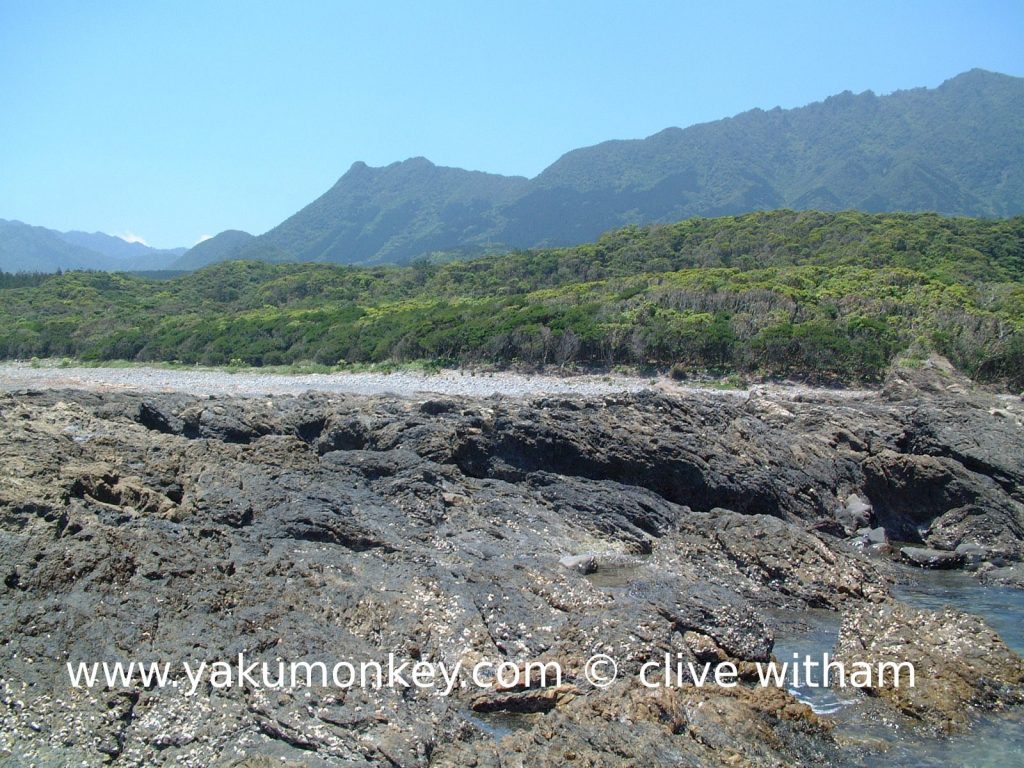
[2,210,1022,388]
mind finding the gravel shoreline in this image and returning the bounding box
[0,362,887,402]
[0,363,655,399]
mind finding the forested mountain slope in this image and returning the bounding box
[207,69,1024,267]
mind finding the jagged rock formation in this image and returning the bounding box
[0,365,1021,765]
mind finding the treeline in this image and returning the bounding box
[0,271,52,289]
[1,210,1021,388]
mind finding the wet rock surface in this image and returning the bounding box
[835,599,1024,729]
[0,364,1022,766]
[899,546,966,569]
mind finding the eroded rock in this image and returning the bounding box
[835,599,1024,728]
[0,375,1021,766]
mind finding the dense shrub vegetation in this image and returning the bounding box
[2,210,1022,387]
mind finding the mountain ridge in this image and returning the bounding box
[0,219,188,273]
[171,230,254,270]
[4,68,1023,272]
[219,68,1023,267]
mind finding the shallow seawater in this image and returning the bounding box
[464,709,540,739]
[769,608,852,716]
[775,569,1024,766]
[469,567,1024,762]
[882,570,1024,767]
[893,569,1024,654]
[583,562,645,591]
[853,708,1024,768]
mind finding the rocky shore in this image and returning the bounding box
[1,358,1022,766]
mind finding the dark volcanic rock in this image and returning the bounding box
[835,599,1024,728]
[0,370,1022,766]
[900,546,965,569]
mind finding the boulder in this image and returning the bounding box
[900,546,964,569]
[559,554,598,575]
[954,541,989,567]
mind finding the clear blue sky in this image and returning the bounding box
[1,0,1022,248]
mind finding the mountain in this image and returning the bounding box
[0,220,187,272]
[0,220,108,272]
[6,69,1022,272]
[172,230,254,270]
[206,68,1022,268]
[59,230,186,268]
[236,158,528,265]
[510,68,1024,244]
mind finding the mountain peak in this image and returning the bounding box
[941,68,1021,90]
[951,67,1012,80]
[338,157,440,185]
[382,156,439,177]
[399,156,435,168]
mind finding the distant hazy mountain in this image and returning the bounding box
[0,220,187,273]
[59,230,186,268]
[209,68,1022,267]
[0,220,104,273]
[172,230,254,270]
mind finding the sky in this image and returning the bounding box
[1,1,1022,248]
